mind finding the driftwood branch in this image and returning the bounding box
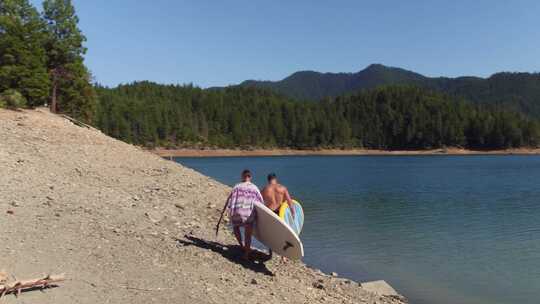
[0,274,65,298]
[60,114,100,132]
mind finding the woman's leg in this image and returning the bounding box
[233,226,243,248]
[242,224,253,259]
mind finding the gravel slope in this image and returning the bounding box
[0,108,406,304]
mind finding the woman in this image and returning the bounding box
[217,169,263,260]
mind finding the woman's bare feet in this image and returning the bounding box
[241,248,251,261]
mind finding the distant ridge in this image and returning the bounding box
[240,64,540,117]
[240,64,458,100]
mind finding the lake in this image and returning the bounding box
[174,155,540,304]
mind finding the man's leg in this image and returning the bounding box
[243,224,253,260]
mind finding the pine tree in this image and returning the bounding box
[0,0,50,107]
[42,0,95,121]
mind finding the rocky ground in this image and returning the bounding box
[0,108,406,304]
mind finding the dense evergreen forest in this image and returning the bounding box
[96,82,540,150]
[242,64,540,117]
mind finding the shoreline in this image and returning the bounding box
[151,147,540,158]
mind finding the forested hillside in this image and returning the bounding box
[96,83,540,150]
[241,64,540,118]
[441,72,540,117]
[241,64,427,101]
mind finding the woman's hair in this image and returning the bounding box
[241,169,252,179]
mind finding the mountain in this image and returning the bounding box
[240,64,540,117]
[241,64,428,101]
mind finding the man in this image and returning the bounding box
[217,169,263,260]
[262,173,295,218]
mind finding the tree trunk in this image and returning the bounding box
[50,72,57,113]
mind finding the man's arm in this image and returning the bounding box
[216,192,232,237]
[284,187,296,218]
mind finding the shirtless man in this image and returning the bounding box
[262,173,295,218]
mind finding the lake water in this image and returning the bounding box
[174,155,540,304]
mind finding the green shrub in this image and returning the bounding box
[0,90,27,109]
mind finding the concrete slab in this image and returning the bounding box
[361,280,399,296]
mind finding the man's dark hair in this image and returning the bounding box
[242,169,252,178]
[267,173,277,182]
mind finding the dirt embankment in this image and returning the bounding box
[0,108,406,304]
[152,147,540,158]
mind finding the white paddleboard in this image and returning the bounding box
[252,202,304,260]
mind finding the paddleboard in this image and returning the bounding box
[252,202,304,260]
[278,200,304,236]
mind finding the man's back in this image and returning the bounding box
[262,183,288,212]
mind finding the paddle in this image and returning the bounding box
[215,193,231,237]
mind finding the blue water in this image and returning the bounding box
[174,155,540,304]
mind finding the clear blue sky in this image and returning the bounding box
[31,0,540,88]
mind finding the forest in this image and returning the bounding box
[96,82,540,150]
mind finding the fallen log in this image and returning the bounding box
[0,274,65,298]
[60,114,100,132]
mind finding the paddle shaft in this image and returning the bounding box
[215,193,232,237]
